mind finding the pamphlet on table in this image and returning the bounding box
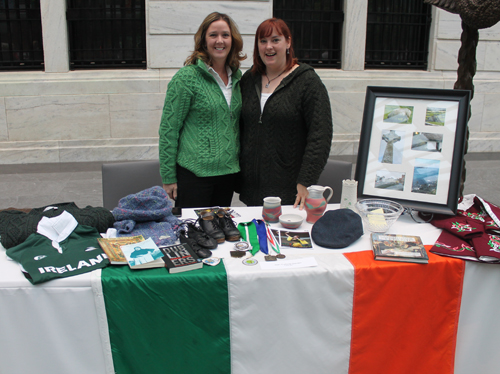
[271,229,312,248]
[120,237,165,269]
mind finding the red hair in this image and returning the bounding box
[251,18,298,75]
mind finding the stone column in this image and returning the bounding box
[342,0,368,71]
[40,0,70,73]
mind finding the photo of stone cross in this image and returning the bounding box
[382,130,401,164]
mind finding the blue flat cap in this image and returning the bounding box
[311,209,363,249]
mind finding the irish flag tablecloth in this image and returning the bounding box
[101,249,466,374]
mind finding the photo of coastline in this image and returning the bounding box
[411,158,440,195]
[374,170,406,191]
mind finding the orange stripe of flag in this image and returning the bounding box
[344,248,465,374]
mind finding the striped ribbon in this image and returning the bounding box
[265,222,281,254]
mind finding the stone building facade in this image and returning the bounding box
[0,0,499,164]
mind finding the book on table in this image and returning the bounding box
[120,237,166,269]
[159,243,202,273]
[371,233,429,264]
[97,235,145,265]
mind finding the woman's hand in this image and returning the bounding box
[294,183,309,210]
[163,183,178,201]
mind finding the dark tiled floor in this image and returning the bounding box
[0,153,499,210]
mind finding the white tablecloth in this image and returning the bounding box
[1,205,500,373]
[0,253,113,373]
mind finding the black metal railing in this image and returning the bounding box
[66,0,146,69]
[274,0,344,69]
[365,0,432,70]
[0,0,44,70]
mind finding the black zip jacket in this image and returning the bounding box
[239,63,333,206]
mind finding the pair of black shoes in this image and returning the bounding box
[179,220,218,259]
[199,209,241,244]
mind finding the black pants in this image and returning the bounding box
[175,164,236,208]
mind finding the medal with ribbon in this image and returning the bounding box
[265,222,286,259]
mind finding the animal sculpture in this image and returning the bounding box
[424,0,500,195]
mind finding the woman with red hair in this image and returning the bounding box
[239,18,333,209]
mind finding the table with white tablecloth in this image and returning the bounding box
[1,204,500,374]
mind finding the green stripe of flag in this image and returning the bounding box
[101,263,230,374]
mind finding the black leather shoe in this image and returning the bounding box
[199,211,225,244]
[178,230,212,259]
[185,221,218,249]
[216,209,241,242]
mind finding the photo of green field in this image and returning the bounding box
[425,107,446,126]
[383,105,414,124]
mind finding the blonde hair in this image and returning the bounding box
[185,12,246,70]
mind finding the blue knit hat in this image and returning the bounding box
[112,186,174,222]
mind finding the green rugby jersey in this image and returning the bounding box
[6,212,109,284]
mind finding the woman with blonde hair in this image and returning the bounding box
[159,12,246,208]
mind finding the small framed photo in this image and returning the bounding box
[355,86,471,215]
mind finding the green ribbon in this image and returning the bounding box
[237,221,260,256]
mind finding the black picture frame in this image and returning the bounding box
[355,86,471,215]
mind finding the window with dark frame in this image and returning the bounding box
[274,0,344,69]
[66,0,146,69]
[365,0,432,70]
[0,0,44,71]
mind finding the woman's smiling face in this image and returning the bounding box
[258,28,290,70]
[205,19,232,65]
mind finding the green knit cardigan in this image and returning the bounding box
[159,59,242,184]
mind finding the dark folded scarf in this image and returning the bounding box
[0,202,115,249]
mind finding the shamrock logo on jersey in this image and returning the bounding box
[451,222,476,233]
[488,235,500,253]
